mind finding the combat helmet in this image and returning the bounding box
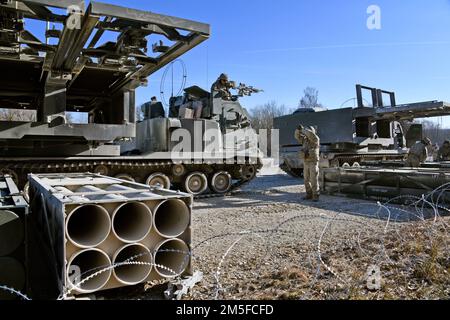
[219,73,229,81]
[423,137,432,146]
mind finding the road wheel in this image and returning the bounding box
[93,165,109,176]
[172,164,186,177]
[240,165,257,181]
[146,173,171,189]
[210,172,232,194]
[330,159,340,168]
[183,172,208,195]
[115,174,135,182]
[23,182,30,202]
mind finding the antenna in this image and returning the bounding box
[340,98,370,108]
[206,44,209,89]
[160,59,187,107]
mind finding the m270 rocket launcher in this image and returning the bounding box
[0,0,210,157]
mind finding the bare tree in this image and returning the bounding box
[419,120,448,146]
[299,87,323,109]
[250,101,290,132]
[250,101,291,157]
[65,112,74,123]
[136,105,144,122]
[0,109,36,122]
[0,108,80,123]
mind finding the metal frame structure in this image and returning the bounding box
[275,84,450,177]
[356,84,396,109]
[355,85,450,120]
[0,0,210,154]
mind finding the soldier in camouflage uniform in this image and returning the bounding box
[211,73,235,101]
[438,140,450,161]
[406,138,432,167]
[432,143,440,162]
[295,126,321,202]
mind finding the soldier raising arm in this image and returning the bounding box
[295,126,321,202]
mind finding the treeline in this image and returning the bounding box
[0,109,78,123]
[249,87,321,132]
[0,108,36,121]
[420,120,450,146]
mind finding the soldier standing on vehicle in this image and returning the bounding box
[211,73,235,101]
[432,143,440,162]
[438,140,450,161]
[394,124,406,149]
[295,125,321,202]
[405,138,432,167]
[142,96,165,119]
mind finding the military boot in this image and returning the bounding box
[303,193,313,201]
[312,194,320,202]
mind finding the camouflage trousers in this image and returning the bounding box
[406,155,421,167]
[304,161,320,197]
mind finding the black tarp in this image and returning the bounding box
[27,188,65,300]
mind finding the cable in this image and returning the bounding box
[340,97,371,108]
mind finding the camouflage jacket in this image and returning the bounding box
[438,145,450,161]
[211,80,233,100]
[295,128,320,163]
[408,142,428,162]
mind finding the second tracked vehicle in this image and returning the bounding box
[275,85,450,177]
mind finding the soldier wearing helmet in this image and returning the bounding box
[438,140,450,161]
[295,125,321,202]
[211,73,235,101]
[406,137,432,167]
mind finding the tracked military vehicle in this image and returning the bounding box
[0,0,262,196]
[119,83,263,195]
[275,85,450,177]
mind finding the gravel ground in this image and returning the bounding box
[189,166,449,300]
[3,164,446,301]
[102,164,449,300]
